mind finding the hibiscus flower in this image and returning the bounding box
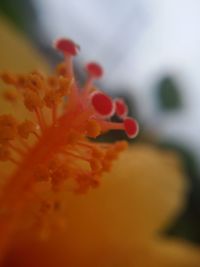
[0,18,199,267]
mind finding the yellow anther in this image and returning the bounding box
[3,90,18,103]
[44,90,60,108]
[0,72,17,85]
[58,76,72,96]
[86,119,101,138]
[18,120,36,139]
[23,91,43,111]
[17,74,27,87]
[25,73,44,92]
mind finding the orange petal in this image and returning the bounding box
[3,144,192,267]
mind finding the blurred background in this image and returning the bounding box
[0,0,200,243]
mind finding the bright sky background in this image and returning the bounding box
[35,0,200,162]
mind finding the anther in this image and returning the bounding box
[18,120,36,139]
[3,91,18,103]
[23,91,43,112]
[86,119,101,138]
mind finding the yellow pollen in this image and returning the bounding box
[0,72,18,85]
[86,119,101,137]
[18,120,36,139]
[23,91,43,111]
[44,90,61,108]
[3,90,18,103]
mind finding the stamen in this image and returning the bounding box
[3,91,18,104]
[54,38,79,78]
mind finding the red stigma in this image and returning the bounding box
[114,98,128,118]
[90,91,114,118]
[124,117,139,138]
[86,62,103,78]
[54,38,79,56]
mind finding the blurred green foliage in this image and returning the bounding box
[158,142,200,244]
[0,0,36,34]
[156,76,183,110]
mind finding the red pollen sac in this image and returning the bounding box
[124,117,139,138]
[86,62,103,78]
[114,98,128,118]
[91,91,114,117]
[54,38,78,56]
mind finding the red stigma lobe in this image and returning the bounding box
[54,38,78,56]
[124,118,139,138]
[85,62,103,78]
[90,91,114,118]
[114,98,128,118]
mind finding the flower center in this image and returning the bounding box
[0,38,139,254]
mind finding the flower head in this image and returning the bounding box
[0,38,138,258]
[1,32,200,267]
